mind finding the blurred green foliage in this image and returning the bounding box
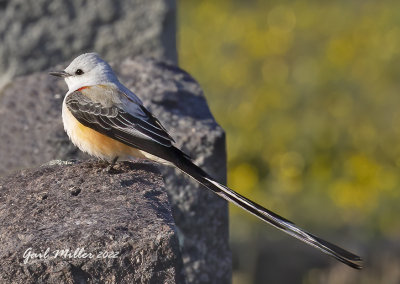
[178,0,400,242]
[178,1,400,282]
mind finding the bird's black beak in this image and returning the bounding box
[49,70,70,78]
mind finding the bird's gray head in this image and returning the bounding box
[50,53,118,93]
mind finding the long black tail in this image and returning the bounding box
[172,149,362,269]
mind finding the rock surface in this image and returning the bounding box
[0,58,232,283]
[0,0,177,89]
[0,160,185,283]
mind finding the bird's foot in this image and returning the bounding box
[105,156,119,173]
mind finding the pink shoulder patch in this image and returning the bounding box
[77,86,89,92]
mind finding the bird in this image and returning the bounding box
[49,53,362,269]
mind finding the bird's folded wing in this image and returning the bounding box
[65,90,174,149]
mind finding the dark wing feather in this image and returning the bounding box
[138,105,175,142]
[65,90,175,149]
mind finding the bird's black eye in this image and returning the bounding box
[75,69,84,75]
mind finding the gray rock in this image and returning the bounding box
[0,160,185,283]
[118,59,232,284]
[0,58,232,283]
[0,0,177,89]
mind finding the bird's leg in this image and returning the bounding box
[106,156,119,173]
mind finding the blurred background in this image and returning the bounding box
[178,0,400,283]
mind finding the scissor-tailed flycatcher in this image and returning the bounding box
[50,53,362,269]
